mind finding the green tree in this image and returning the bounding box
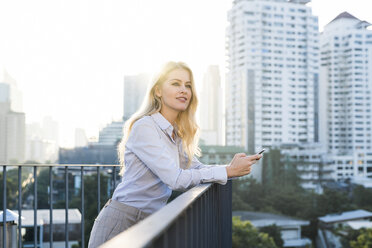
[232,216,277,248]
[340,227,362,248]
[0,167,32,209]
[259,224,284,248]
[352,186,372,212]
[350,228,372,248]
[315,188,353,216]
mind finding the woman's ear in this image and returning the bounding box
[155,85,162,98]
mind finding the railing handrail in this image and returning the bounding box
[0,164,120,167]
[101,183,213,248]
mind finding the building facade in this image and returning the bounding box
[320,12,372,180]
[98,120,124,146]
[123,73,151,121]
[263,144,334,191]
[199,65,224,146]
[0,98,25,164]
[226,0,319,180]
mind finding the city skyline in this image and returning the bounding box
[0,0,371,147]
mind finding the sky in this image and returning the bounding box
[0,0,371,147]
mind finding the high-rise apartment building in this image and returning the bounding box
[0,71,26,164]
[0,69,23,112]
[25,116,59,163]
[0,103,25,164]
[199,65,224,146]
[320,12,372,180]
[98,120,124,146]
[226,0,319,180]
[75,128,88,147]
[123,73,151,121]
[0,83,10,102]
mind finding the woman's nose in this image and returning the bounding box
[179,84,187,93]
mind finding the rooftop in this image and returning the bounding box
[233,211,309,227]
[319,209,372,224]
[0,209,23,222]
[329,12,360,24]
[9,209,81,226]
[346,220,372,230]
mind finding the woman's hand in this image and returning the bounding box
[225,153,262,178]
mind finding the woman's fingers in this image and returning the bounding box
[228,153,262,177]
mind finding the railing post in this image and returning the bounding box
[3,166,6,248]
[113,166,117,191]
[219,180,232,248]
[18,166,22,248]
[34,166,37,248]
[49,166,53,248]
[81,166,85,248]
[97,166,101,214]
[65,166,69,248]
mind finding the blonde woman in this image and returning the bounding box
[88,61,262,247]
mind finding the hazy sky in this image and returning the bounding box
[0,0,371,147]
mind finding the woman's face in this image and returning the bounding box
[156,68,193,115]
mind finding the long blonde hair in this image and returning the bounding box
[117,61,201,175]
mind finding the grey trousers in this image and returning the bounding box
[88,199,151,248]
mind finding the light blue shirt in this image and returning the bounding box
[112,112,228,214]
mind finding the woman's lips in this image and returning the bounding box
[176,97,187,103]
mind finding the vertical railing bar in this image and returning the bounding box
[65,166,69,248]
[197,197,201,247]
[218,184,222,248]
[81,166,85,248]
[188,207,192,247]
[204,194,206,247]
[3,166,7,248]
[18,166,22,248]
[34,166,37,248]
[113,166,117,190]
[49,166,53,248]
[163,231,168,248]
[206,189,209,248]
[97,166,101,214]
[214,185,218,247]
[184,211,188,248]
[228,181,232,246]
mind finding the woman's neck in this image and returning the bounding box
[160,109,178,126]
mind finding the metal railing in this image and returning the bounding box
[2,164,232,248]
[1,164,119,248]
[101,181,232,248]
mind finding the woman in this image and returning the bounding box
[88,61,262,247]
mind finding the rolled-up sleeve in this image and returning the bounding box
[126,121,228,191]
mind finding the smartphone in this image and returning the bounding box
[257,148,266,155]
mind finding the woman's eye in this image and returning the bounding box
[186,85,192,88]
[172,82,180,86]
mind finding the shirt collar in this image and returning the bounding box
[151,112,172,130]
[150,112,178,139]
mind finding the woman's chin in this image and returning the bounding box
[174,104,189,112]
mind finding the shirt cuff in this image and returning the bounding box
[215,166,228,185]
[204,166,228,185]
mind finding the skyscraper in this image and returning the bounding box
[226,0,319,179]
[0,102,25,164]
[98,121,124,146]
[0,83,10,102]
[199,65,224,145]
[123,73,151,121]
[0,71,25,164]
[75,128,88,147]
[0,69,23,112]
[320,12,372,180]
